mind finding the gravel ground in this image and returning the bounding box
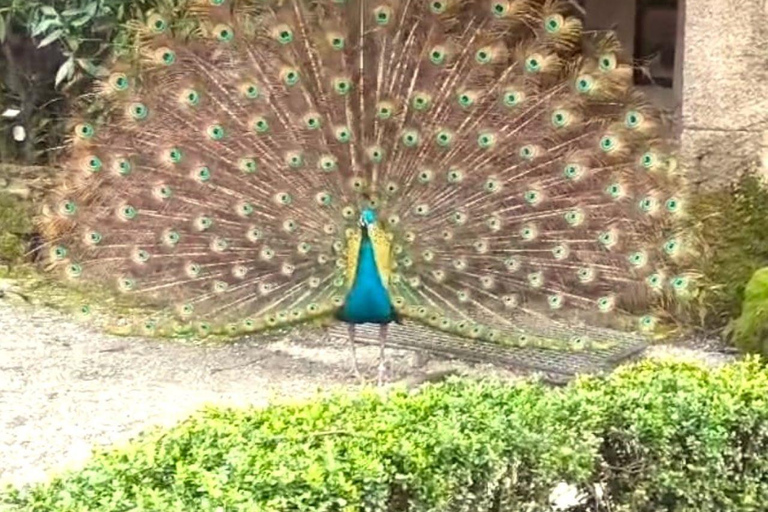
[0,296,738,489]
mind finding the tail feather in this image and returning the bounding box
[40,0,690,346]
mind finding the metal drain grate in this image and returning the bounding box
[327,322,648,379]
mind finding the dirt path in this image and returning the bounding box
[0,297,736,489]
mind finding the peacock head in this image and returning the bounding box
[360,208,377,229]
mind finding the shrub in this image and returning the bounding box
[730,267,768,357]
[681,171,768,331]
[2,358,768,511]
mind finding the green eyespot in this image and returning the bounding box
[430,46,447,65]
[503,89,524,107]
[551,109,571,128]
[625,110,643,129]
[335,126,351,143]
[282,68,300,86]
[544,14,563,33]
[194,166,212,183]
[478,132,496,149]
[525,55,542,73]
[242,83,260,99]
[129,103,148,120]
[253,116,269,133]
[109,73,129,91]
[333,77,352,95]
[239,158,257,174]
[599,53,617,72]
[85,156,102,173]
[600,135,618,152]
[576,74,594,93]
[215,24,234,42]
[435,130,453,147]
[475,47,492,64]
[274,25,293,44]
[402,129,420,147]
[304,113,322,130]
[376,102,394,119]
[430,0,447,14]
[207,124,225,140]
[75,123,95,140]
[412,92,431,111]
[168,148,183,164]
[148,15,168,34]
[374,5,392,25]
[182,89,200,106]
[158,48,176,66]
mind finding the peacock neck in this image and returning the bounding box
[337,228,396,325]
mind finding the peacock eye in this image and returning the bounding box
[238,202,254,217]
[598,230,617,247]
[544,14,563,33]
[168,148,183,164]
[524,189,541,204]
[330,35,345,50]
[160,49,176,65]
[430,0,446,13]
[59,200,77,216]
[130,103,148,120]
[596,296,614,312]
[376,102,393,119]
[458,91,476,108]
[564,208,584,226]
[520,224,537,240]
[551,110,570,128]
[638,197,657,213]
[430,46,446,65]
[239,158,257,174]
[120,205,138,220]
[164,230,180,246]
[335,126,351,143]
[286,151,304,168]
[525,55,542,73]
[628,251,648,267]
[503,89,524,107]
[625,111,643,129]
[412,92,431,111]
[447,168,464,183]
[282,68,300,86]
[155,184,173,199]
[367,146,385,163]
[664,238,680,255]
[76,123,95,139]
[641,151,657,169]
[563,163,583,180]
[196,216,213,231]
[485,178,502,193]
[666,198,681,213]
[600,135,618,152]
[115,158,132,176]
[316,192,333,206]
[86,231,103,245]
[578,267,595,282]
[66,263,83,278]
[149,15,168,33]
[599,53,618,71]
[576,75,594,93]
[110,73,129,91]
[492,1,508,16]
[304,113,322,129]
[519,145,536,159]
[475,47,492,64]
[333,77,352,95]
[374,5,392,25]
[318,155,338,171]
[207,124,225,140]
[639,315,657,330]
[183,89,200,106]
[243,84,260,99]
[209,0,225,5]
[402,129,420,147]
[193,166,212,183]
[275,25,293,44]
[671,276,689,292]
[216,24,234,42]
[435,130,453,147]
[478,132,496,149]
[418,169,434,183]
[548,294,564,309]
[85,156,102,172]
[275,192,293,205]
[253,116,270,133]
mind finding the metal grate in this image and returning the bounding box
[327,321,648,380]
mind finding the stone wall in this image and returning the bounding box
[677,0,768,189]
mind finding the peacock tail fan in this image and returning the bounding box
[38,0,693,349]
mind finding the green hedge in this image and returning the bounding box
[3,358,768,512]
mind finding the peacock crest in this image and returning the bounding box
[39,0,691,352]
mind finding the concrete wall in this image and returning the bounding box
[677,0,768,189]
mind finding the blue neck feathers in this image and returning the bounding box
[337,230,396,325]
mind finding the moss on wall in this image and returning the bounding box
[0,193,34,265]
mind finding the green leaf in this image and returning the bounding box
[39,5,59,17]
[0,15,5,43]
[55,57,75,87]
[31,17,62,37]
[37,29,63,48]
[71,14,93,27]
[61,8,85,17]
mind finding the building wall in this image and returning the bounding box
[584,0,768,189]
[677,0,768,189]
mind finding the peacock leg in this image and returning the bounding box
[377,323,389,386]
[347,323,362,379]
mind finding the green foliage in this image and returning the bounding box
[730,267,768,357]
[3,359,768,511]
[681,171,768,331]
[0,0,179,164]
[0,193,33,264]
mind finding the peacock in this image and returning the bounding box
[38,0,690,384]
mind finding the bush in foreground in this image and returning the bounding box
[3,358,768,512]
